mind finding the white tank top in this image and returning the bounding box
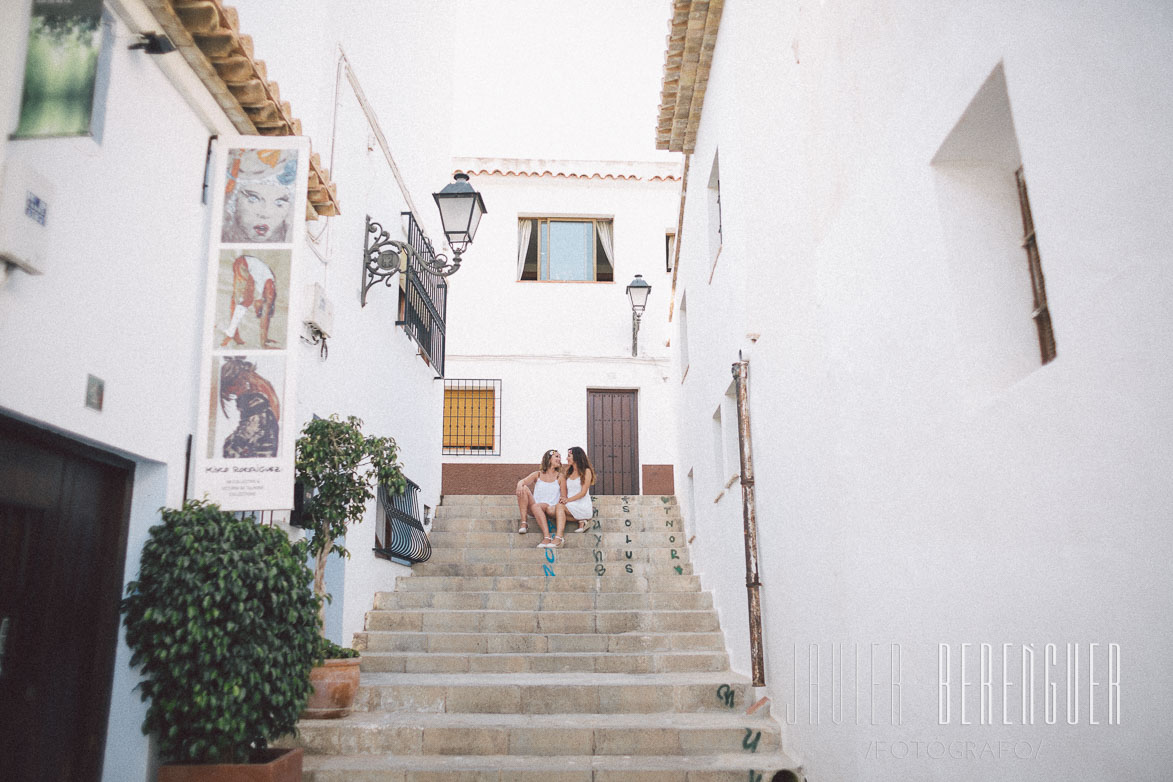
[533,475,561,505]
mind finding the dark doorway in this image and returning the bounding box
[0,415,134,782]
[586,389,639,495]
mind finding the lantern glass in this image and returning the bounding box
[627,274,652,313]
[433,173,487,251]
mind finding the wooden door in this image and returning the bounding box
[0,415,134,782]
[586,390,639,495]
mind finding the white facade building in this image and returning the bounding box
[441,158,682,499]
[0,1,454,779]
[657,1,1173,780]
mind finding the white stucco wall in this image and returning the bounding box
[1,1,455,778]
[443,165,681,480]
[0,7,226,779]
[670,1,1173,780]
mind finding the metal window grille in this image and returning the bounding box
[374,478,431,565]
[1015,167,1057,364]
[396,211,448,376]
[443,379,501,455]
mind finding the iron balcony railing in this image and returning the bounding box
[374,477,431,565]
[398,211,448,377]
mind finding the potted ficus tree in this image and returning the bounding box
[120,500,320,781]
[295,414,404,718]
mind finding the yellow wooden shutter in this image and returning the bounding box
[443,388,495,449]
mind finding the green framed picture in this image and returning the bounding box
[14,0,106,138]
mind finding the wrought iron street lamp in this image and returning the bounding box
[362,173,487,307]
[627,274,652,357]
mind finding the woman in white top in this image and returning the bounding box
[545,446,595,548]
[514,449,564,545]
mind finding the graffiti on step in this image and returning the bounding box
[748,772,763,782]
[543,543,555,577]
[743,728,762,753]
[674,565,684,575]
[717,684,736,708]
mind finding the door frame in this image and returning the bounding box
[0,412,135,782]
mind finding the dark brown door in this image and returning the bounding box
[586,389,639,495]
[0,415,134,782]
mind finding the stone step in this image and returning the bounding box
[433,516,686,533]
[364,609,720,634]
[294,711,780,756]
[350,672,758,715]
[353,631,727,655]
[392,574,702,593]
[441,494,679,508]
[425,546,690,565]
[302,752,797,782]
[358,649,730,674]
[373,590,713,611]
[427,530,691,549]
[436,506,683,521]
[411,561,694,578]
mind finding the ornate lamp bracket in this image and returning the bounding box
[362,215,462,307]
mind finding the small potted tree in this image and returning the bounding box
[295,414,404,718]
[120,501,320,781]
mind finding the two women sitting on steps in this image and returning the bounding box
[514,446,596,549]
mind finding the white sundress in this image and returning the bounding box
[563,476,593,521]
[533,475,561,506]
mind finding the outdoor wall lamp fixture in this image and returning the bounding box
[128,32,176,55]
[627,274,652,357]
[362,173,487,307]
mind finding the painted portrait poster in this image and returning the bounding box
[221,148,299,243]
[207,354,286,460]
[213,248,291,350]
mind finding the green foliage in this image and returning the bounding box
[295,414,404,626]
[319,637,361,660]
[120,501,321,765]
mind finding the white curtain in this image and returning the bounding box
[516,219,533,280]
[596,220,614,271]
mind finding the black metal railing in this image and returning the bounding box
[398,212,448,376]
[374,477,431,565]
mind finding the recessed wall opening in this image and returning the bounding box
[932,63,1056,393]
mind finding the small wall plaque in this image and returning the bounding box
[85,374,104,411]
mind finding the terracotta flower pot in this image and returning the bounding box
[158,747,302,782]
[301,657,361,719]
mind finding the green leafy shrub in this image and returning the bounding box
[295,414,404,644]
[319,637,361,660]
[120,501,321,765]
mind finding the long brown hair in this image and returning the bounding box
[540,449,559,472]
[566,446,595,486]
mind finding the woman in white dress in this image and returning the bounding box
[514,449,564,545]
[545,446,595,548]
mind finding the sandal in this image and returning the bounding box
[576,520,590,533]
[551,535,565,548]
[538,536,554,548]
[518,521,528,534]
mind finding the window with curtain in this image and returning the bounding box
[442,379,501,455]
[517,218,614,281]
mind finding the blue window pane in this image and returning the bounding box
[546,221,593,281]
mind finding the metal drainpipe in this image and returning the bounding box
[732,355,766,686]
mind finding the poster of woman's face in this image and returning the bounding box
[207,354,286,459]
[221,148,298,243]
[213,249,291,351]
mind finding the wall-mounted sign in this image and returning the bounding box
[193,138,309,511]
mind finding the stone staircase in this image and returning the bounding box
[293,494,797,781]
